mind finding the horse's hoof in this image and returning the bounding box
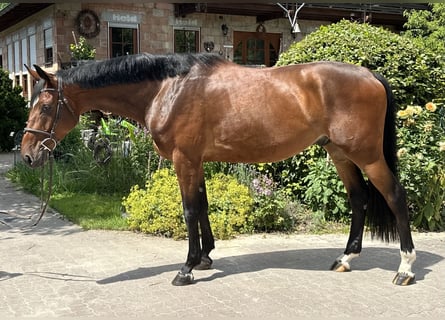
[330,260,351,272]
[392,272,415,286]
[194,256,213,270]
[171,272,194,286]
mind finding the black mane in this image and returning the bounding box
[57,53,225,89]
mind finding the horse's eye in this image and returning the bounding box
[41,104,51,113]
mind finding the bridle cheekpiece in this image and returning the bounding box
[24,77,76,152]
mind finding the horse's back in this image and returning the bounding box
[149,59,387,163]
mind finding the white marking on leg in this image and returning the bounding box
[337,253,360,270]
[398,249,416,277]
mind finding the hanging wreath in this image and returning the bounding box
[76,9,100,39]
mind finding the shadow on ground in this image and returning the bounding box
[96,247,443,285]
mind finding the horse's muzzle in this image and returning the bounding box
[22,150,48,168]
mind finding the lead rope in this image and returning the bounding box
[0,151,54,229]
[32,151,54,227]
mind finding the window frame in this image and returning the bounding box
[173,27,200,54]
[108,23,140,58]
[43,27,53,66]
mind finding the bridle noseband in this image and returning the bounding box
[24,77,76,152]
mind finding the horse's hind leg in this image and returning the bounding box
[363,161,415,285]
[324,145,368,272]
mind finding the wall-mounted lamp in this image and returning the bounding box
[221,24,229,36]
[204,41,215,52]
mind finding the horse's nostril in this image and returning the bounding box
[23,154,33,167]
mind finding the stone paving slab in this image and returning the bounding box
[1,152,444,318]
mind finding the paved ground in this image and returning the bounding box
[0,152,444,318]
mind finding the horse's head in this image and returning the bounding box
[21,65,79,168]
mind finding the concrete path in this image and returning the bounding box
[1,152,444,318]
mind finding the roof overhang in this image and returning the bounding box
[174,3,431,30]
[0,3,53,33]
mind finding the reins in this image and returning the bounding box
[0,153,53,228]
[1,77,74,229]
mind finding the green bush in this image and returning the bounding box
[248,174,298,232]
[207,173,254,239]
[277,19,445,105]
[303,155,349,223]
[123,169,185,238]
[0,68,28,151]
[403,3,445,52]
[396,101,445,230]
[123,169,254,240]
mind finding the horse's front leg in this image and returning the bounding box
[171,153,208,286]
[194,179,215,270]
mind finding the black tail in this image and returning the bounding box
[366,73,399,242]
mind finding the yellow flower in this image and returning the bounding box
[439,141,445,152]
[425,102,437,112]
[405,118,416,126]
[397,109,410,119]
[424,122,433,132]
[406,105,422,115]
[397,147,408,158]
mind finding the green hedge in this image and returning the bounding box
[278,20,445,106]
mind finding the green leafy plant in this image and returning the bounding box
[277,19,445,106]
[123,169,185,238]
[207,173,254,239]
[0,68,28,151]
[69,36,96,61]
[248,174,297,232]
[403,3,445,52]
[303,154,349,223]
[123,169,254,240]
[397,100,445,230]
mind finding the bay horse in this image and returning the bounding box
[21,53,416,286]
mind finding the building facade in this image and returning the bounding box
[0,2,428,101]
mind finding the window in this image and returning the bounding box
[29,34,37,67]
[109,27,138,58]
[44,28,53,65]
[21,38,28,71]
[14,41,20,73]
[233,31,281,67]
[174,28,199,53]
[7,43,13,72]
[22,74,28,97]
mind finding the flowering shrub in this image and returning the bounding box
[248,174,298,232]
[397,100,445,230]
[123,169,254,239]
[123,169,185,238]
[69,36,96,61]
[207,173,253,239]
[397,102,445,231]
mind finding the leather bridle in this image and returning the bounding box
[24,77,76,152]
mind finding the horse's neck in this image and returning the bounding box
[69,82,161,125]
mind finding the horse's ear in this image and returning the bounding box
[33,64,53,83]
[25,64,41,81]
